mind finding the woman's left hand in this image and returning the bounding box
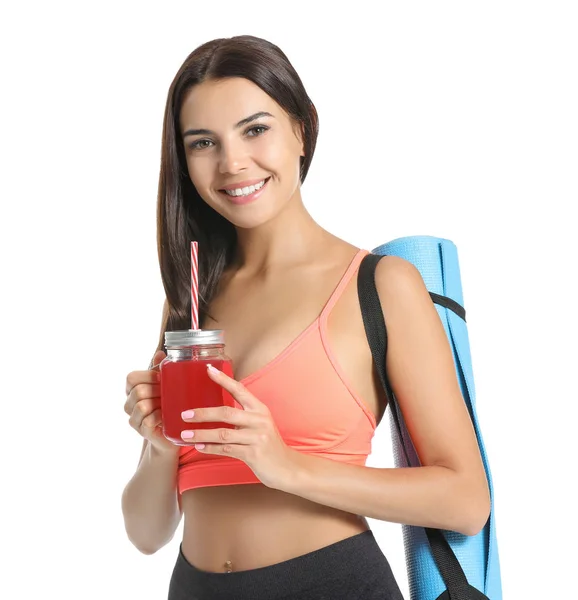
[180,363,298,489]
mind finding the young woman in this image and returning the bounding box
[122,34,490,600]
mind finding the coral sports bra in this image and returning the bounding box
[178,248,376,494]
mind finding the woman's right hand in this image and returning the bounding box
[124,350,178,455]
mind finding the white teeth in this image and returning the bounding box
[224,179,267,197]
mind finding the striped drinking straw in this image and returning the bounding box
[191,241,199,330]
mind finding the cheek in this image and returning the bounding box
[257,141,294,171]
[185,162,218,208]
[186,158,202,181]
[187,159,213,193]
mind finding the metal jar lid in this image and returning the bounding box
[164,329,225,348]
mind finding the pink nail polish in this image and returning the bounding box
[182,431,194,439]
[182,410,195,419]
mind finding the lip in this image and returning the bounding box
[219,177,271,206]
[219,178,270,191]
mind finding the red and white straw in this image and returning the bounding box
[191,241,199,330]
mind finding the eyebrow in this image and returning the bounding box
[182,111,275,138]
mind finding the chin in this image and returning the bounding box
[210,201,280,230]
[224,209,276,230]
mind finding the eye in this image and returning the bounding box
[247,125,269,137]
[188,138,214,151]
[187,124,269,151]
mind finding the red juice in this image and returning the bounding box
[160,358,236,446]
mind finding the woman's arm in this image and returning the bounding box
[122,439,182,554]
[121,299,183,554]
[278,256,491,536]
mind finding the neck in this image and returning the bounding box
[231,196,333,277]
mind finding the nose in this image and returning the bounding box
[218,138,249,175]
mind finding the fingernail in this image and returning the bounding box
[182,431,194,439]
[207,364,220,374]
[182,410,195,419]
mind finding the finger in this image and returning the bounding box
[181,427,252,445]
[205,364,257,409]
[124,383,160,416]
[140,408,163,435]
[129,397,160,431]
[191,442,244,457]
[126,368,161,397]
[149,349,166,370]
[181,404,248,426]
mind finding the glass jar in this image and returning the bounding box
[159,329,235,446]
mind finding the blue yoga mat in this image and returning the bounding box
[371,235,502,600]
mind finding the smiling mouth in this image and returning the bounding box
[219,177,271,197]
[217,176,272,205]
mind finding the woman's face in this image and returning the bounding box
[179,77,305,228]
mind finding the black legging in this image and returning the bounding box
[167,529,404,599]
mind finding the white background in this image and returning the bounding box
[1,1,576,598]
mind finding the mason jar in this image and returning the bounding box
[159,329,235,446]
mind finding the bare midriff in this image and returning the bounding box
[180,483,370,573]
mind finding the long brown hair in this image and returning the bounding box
[149,35,319,366]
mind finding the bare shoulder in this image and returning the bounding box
[372,254,445,368]
[373,255,431,309]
